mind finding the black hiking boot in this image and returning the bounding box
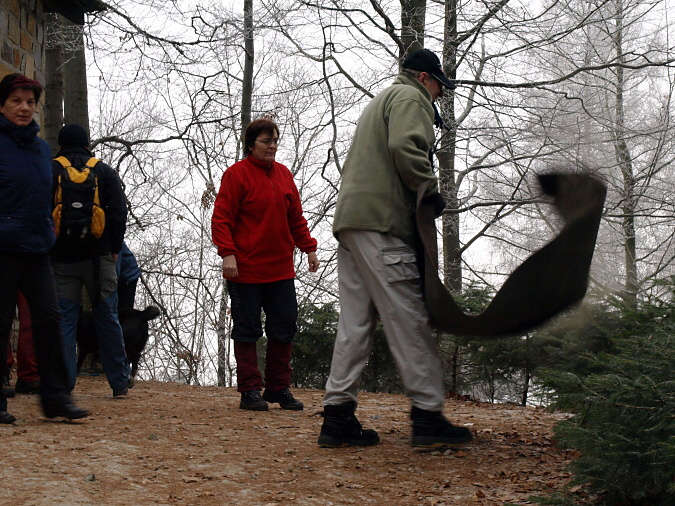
[3,373,15,398]
[317,402,380,448]
[15,379,40,395]
[0,411,16,424]
[263,388,304,410]
[112,386,128,398]
[43,403,90,420]
[410,406,473,448]
[239,390,269,411]
[113,377,135,398]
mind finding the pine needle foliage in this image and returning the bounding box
[292,302,340,389]
[544,283,674,505]
[292,302,403,392]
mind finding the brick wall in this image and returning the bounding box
[0,0,45,82]
[0,0,47,339]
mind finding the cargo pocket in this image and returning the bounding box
[382,246,419,283]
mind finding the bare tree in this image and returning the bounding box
[72,0,674,387]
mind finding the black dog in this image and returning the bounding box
[76,306,161,378]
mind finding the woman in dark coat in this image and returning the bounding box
[0,73,89,422]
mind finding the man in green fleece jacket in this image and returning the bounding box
[318,49,473,449]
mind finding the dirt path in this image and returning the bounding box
[2,375,576,505]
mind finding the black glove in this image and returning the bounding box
[433,103,449,130]
[422,192,446,218]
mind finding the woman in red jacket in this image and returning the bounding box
[212,118,319,411]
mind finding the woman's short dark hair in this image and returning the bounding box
[244,118,279,153]
[0,73,43,106]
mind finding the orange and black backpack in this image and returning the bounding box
[52,156,106,240]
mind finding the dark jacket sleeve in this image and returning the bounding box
[97,161,127,255]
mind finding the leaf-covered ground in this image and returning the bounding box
[2,375,580,505]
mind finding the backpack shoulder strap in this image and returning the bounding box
[84,157,101,169]
[54,156,72,168]
[54,156,101,170]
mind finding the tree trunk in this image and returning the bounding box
[612,0,638,304]
[218,0,256,385]
[440,0,461,293]
[521,370,530,407]
[521,346,531,407]
[449,342,459,393]
[400,0,426,57]
[240,0,254,158]
[438,1,463,397]
[216,281,233,387]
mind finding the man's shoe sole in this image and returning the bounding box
[262,391,304,410]
[269,401,303,411]
[239,401,269,411]
[44,407,90,420]
[317,434,380,448]
[411,433,473,448]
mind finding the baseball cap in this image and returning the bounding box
[402,49,456,89]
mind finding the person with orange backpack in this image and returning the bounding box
[51,124,131,398]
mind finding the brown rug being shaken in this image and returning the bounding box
[416,173,607,337]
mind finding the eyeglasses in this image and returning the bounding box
[256,137,280,146]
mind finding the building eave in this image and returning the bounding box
[43,0,107,25]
